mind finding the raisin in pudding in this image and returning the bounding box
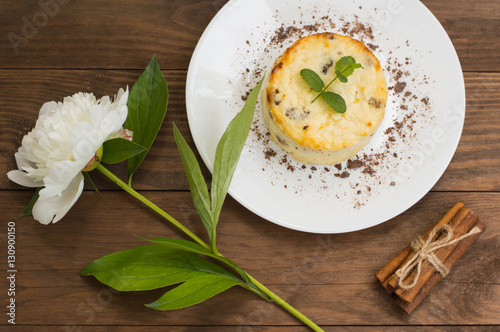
[262,33,388,165]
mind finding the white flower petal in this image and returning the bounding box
[33,173,84,225]
[7,170,43,188]
[39,101,57,117]
[14,151,35,170]
[101,111,123,137]
[40,160,82,200]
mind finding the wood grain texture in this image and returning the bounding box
[1,327,498,332]
[0,0,498,330]
[0,191,498,326]
[1,71,499,191]
[0,0,498,72]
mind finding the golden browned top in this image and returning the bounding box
[266,33,387,151]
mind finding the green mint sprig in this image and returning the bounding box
[300,56,362,113]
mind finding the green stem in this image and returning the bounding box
[311,76,338,103]
[96,164,210,251]
[246,274,323,332]
[96,163,324,332]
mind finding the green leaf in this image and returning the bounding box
[83,172,99,192]
[335,56,362,82]
[144,238,214,257]
[146,274,240,310]
[209,78,265,248]
[336,70,348,83]
[20,188,41,217]
[81,245,241,292]
[145,237,270,300]
[173,124,213,240]
[125,55,169,185]
[101,138,146,164]
[300,69,324,92]
[321,92,347,113]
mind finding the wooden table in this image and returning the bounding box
[1,1,499,331]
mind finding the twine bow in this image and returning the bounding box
[395,224,482,291]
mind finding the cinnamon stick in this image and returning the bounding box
[375,202,464,290]
[397,219,485,314]
[396,212,479,303]
[383,205,470,292]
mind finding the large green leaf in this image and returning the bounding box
[80,245,241,292]
[145,237,270,300]
[209,78,264,242]
[173,124,213,240]
[101,138,146,164]
[146,274,240,310]
[124,55,169,185]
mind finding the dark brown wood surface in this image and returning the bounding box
[0,0,499,331]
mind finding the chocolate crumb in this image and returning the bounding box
[384,127,395,135]
[334,163,342,171]
[335,171,351,178]
[362,166,376,176]
[390,182,396,186]
[394,82,407,94]
[347,159,364,169]
[264,149,277,160]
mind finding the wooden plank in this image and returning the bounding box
[0,191,498,326]
[1,327,497,332]
[0,0,498,72]
[433,72,500,191]
[1,70,499,191]
[2,283,499,326]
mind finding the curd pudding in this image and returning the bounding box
[263,33,388,165]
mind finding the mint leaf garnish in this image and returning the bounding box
[335,56,362,81]
[300,69,325,92]
[321,91,347,113]
[301,56,362,113]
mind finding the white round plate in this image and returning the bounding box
[186,0,465,233]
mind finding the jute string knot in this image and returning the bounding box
[395,224,481,291]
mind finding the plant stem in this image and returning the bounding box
[96,164,210,251]
[245,274,324,331]
[311,76,338,103]
[96,163,324,332]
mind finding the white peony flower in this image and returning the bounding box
[8,88,129,225]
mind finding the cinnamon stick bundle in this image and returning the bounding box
[375,202,485,314]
